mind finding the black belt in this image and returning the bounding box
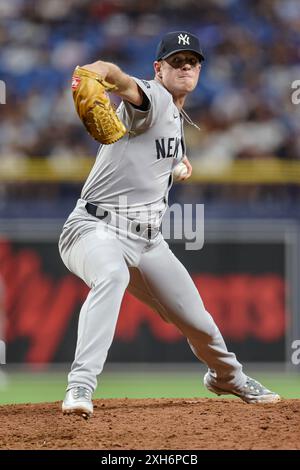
[85,202,158,240]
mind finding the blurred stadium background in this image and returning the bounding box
[0,0,299,404]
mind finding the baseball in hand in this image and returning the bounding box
[172,161,188,181]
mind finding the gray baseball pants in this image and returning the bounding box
[59,200,246,393]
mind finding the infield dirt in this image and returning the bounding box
[0,398,299,450]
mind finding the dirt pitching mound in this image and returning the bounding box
[0,398,299,450]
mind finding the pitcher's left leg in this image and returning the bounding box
[137,238,246,390]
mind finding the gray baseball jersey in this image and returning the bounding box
[81,78,185,225]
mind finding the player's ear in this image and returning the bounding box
[154,61,162,79]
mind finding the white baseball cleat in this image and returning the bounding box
[62,386,93,418]
[204,373,281,404]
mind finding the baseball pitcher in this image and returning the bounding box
[59,31,280,418]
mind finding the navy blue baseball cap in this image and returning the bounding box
[156,31,205,62]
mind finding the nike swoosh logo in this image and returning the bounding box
[173,113,179,119]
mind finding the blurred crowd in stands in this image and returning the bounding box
[1,0,300,212]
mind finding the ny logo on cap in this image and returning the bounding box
[178,34,190,46]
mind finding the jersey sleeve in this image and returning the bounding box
[117,78,169,134]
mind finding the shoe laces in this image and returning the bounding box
[72,387,91,400]
[243,377,268,395]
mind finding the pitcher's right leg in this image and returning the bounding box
[135,238,246,391]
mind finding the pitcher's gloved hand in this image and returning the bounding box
[72,66,127,144]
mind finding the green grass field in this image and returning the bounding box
[0,370,298,405]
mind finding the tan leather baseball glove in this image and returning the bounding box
[71,66,127,144]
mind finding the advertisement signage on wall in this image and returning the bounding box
[0,237,287,364]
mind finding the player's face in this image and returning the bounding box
[159,52,201,95]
